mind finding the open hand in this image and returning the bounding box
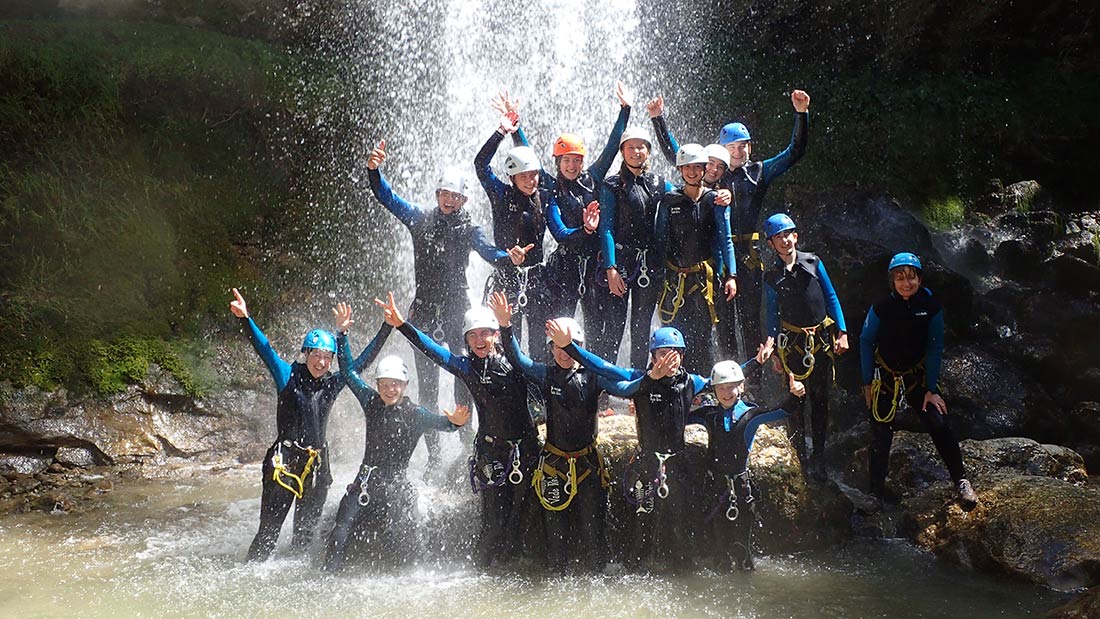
[332,302,353,333]
[444,404,471,427]
[647,349,678,380]
[546,318,574,349]
[487,291,513,328]
[615,80,633,108]
[755,338,775,365]
[923,391,947,415]
[582,200,600,233]
[373,291,406,328]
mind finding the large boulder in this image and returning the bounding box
[1048,587,1100,619]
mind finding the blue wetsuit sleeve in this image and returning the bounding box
[475,131,510,200]
[743,406,791,452]
[590,106,630,182]
[712,195,736,278]
[349,323,393,374]
[416,406,462,433]
[651,115,679,165]
[368,169,423,229]
[501,326,547,383]
[690,374,709,395]
[563,342,641,382]
[337,332,379,408]
[598,182,618,269]
[816,260,847,332]
[598,374,644,397]
[471,225,511,266]
[764,280,780,338]
[546,198,587,244]
[241,317,292,391]
[397,322,471,381]
[925,308,945,393]
[860,307,881,385]
[759,111,809,187]
[739,358,762,379]
[513,126,530,148]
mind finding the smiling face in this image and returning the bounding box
[557,154,584,181]
[511,170,540,196]
[725,140,751,168]
[436,189,467,215]
[714,381,745,408]
[891,266,922,299]
[549,343,577,369]
[304,349,333,378]
[376,377,407,406]
[679,163,706,187]
[620,139,650,170]
[768,229,798,259]
[704,158,727,185]
[465,327,499,358]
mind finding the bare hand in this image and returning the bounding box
[507,243,535,266]
[647,349,678,380]
[582,200,600,233]
[834,332,849,355]
[373,291,405,328]
[366,139,386,170]
[792,90,810,113]
[490,89,520,115]
[444,404,471,427]
[715,189,731,206]
[923,391,948,415]
[499,111,519,135]
[487,291,513,328]
[606,268,627,297]
[546,318,574,349]
[229,288,249,318]
[789,373,806,397]
[755,338,775,364]
[645,95,664,118]
[332,302,353,333]
[724,277,737,301]
[615,80,633,108]
[863,385,873,409]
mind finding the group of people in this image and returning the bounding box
[232,82,979,573]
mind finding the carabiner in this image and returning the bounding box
[507,441,524,485]
[577,258,588,297]
[356,465,377,506]
[725,504,740,521]
[432,323,446,342]
[637,250,651,289]
[802,350,816,368]
[777,332,789,350]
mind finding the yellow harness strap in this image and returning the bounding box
[271,446,320,500]
[532,441,608,512]
[731,233,764,271]
[776,317,836,381]
[658,260,718,325]
[870,353,924,424]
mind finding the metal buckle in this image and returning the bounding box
[356,465,378,506]
[637,250,651,288]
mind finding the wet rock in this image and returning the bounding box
[960,438,1087,484]
[1045,254,1100,298]
[0,453,51,475]
[1002,180,1044,212]
[54,446,99,467]
[1048,587,1100,618]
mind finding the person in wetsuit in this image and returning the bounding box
[648,91,811,361]
[322,302,470,573]
[488,293,643,572]
[229,288,390,562]
[374,292,538,568]
[654,143,737,375]
[366,139,531,475]
[561,326,710,572]
[687,345,801,571]
[860,252,979,510]
[762,214,849,481]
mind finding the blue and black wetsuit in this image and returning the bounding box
[652,110,809,360]
[322,332,461,572]
[501,325,641,572]
[518,106,630,321]
[475,130,554,354]
[396,320,537,568]
[564,342,708,571]
[368,168,511,467]
[591,166,674,369]
[763,250,846,476]
[240,317,390,562]
[654,186,735,374]
[860,287,966,498]
[688,373,792,571]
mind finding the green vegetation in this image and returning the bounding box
[921,195,967,230]
[0,20,323,395]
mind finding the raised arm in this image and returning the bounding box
[230,288,291,390]
[475,126,511,200]
[337,330,379,408]
[589,85,632,182]
[470,224,512,267]
[375,291,472,380]
[416,405,467,433]
[562,341,641,383]
[598,374,645,398]
[349,322,393,374]
[647,95,679,166]
[365,139,423,228]
[501,326,547,383]
[759,91,810,186]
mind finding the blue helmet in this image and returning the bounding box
[888,252,922,272]
[301,329,337,354]
[649,327,686,351]
[764,213,797,239]
[717,122,751,145]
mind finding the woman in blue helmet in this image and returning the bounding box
[557,325,710,571]
[229,288,391,562]
[860,253,979,509]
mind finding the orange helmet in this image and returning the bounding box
[552,133,587,158]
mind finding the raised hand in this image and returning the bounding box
[645,95,665,119]
[444,404,471,427]
[647,349,677,380]
[582,200,600,233]
[332,302,353,333]
[615,80,633,108]
[788,373,806,398]
[490,89,520,115]
[507,243,535,266]
[366,139,386,170]
[487,291,513,328]
[755,338,775,365]
[373,291,406,328]
[791,89,810,113]
[229,288,249,318]
[545,318,574,349]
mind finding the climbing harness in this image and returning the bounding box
[657,260,718,325]
[516,267,530,309]
[469,436,528,492]
[731,232,764,271]
[776,317,836,380]
[531,441,608,512]
[636,249,652,289]
[577,256,588,297]
[623,450,677,514]
[271,441,320,500]
[431,305,446,342]
[870,353,924,424]
[356,464,378,506]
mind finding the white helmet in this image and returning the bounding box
[436,168,467,197]
[704,143,730,169]
[546,317,585,346]
[462,306,499,334]
[710,360,745,386]
[675,143,709,167]
[503,146,541,176]
[619,126,652,149]
[375,355,409,382]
